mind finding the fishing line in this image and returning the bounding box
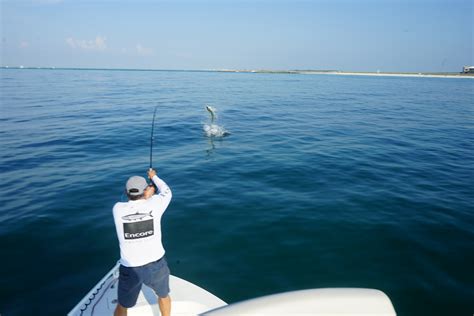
[149,105,158,169]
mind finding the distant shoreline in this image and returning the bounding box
[303,71,473,79]
[2,66,473,79]
[215,69,474,79]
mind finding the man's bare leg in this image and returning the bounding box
[114,303,127,316]
[158,295,171,316]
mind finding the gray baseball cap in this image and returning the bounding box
[126,176,148,196]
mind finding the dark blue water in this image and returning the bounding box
[1,69,473,315]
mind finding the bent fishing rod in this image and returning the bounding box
[149,105,159,170]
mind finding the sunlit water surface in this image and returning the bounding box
[0,69,473,315]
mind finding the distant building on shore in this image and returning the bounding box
[462,66,474,73]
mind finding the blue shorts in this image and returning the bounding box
[117,257,170,308]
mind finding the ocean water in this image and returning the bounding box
[0,69,473,315]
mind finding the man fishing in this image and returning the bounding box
[112,168,172,316]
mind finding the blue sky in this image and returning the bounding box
[1,0,472,72]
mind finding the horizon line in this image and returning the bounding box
[1,66,472,77]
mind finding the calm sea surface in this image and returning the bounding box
[0,69,473,315]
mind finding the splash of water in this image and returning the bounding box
[203,105,229,137]
[203,123,229,137]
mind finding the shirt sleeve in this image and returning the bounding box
[151,175,172,208]
[112,203,125,242]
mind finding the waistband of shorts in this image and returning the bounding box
[122,256,166,269]
[142,256,165,268]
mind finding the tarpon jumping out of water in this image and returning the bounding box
[204,104,229,137]
[206,105,216,124]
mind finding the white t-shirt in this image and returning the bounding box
[113,175,172,267]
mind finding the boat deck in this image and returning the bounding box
[68,263,227,316]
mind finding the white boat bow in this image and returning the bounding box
[69,262,396,316]
[68,263,226,316]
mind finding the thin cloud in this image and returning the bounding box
[176,52,192,59]
[32,0,63,4]
[19,41,29,48]
[66,36,107,51]
[136,43,154,56]
[120,43,154,57]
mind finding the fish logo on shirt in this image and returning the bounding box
[122,211,153,222]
